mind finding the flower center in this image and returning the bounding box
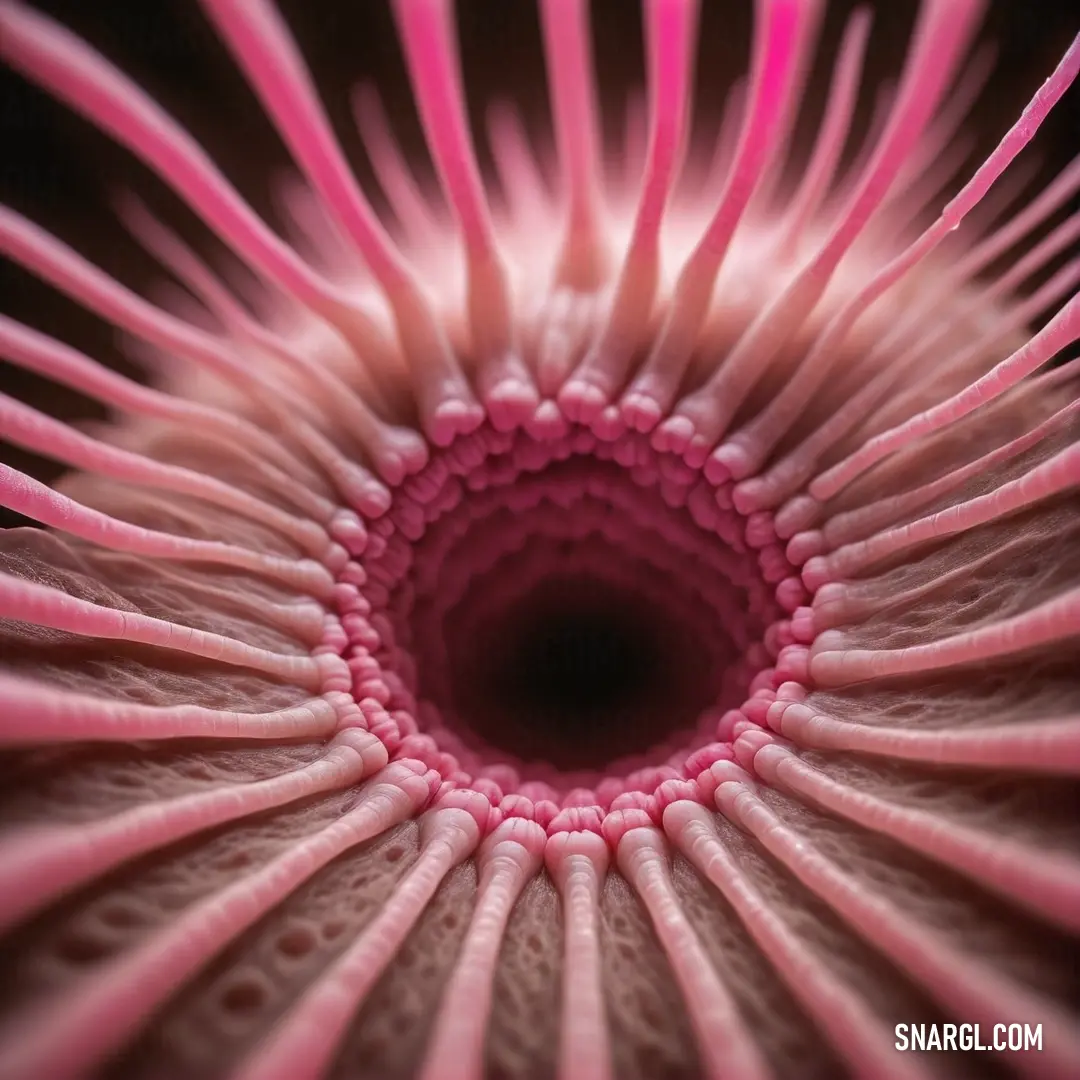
[350,421,793,800]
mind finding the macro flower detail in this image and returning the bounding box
[0,0,1078,1077]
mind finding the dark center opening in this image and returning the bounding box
[491,578,662,717]
[438,561,734,773]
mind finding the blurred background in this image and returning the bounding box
[1,0,1077,526]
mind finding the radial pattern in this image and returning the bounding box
[0,0,1079,1078]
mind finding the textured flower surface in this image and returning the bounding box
[0,0,1079,1077]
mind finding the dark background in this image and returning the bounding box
[1,0,1077,526]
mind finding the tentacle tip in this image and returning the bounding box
[704,445,739,485]
[428,398,485,446]
[601,807,655,849]
[431,787,495,834]
[680,435,711,470]
[557,378,608,423]
[485,377,540,432]
[732,728,774,772]
[695,755,755,798]
[800,556,832,592]
[374,452,407,487]
[619,392,664,433]
[650,414,695,455]
[590,404,627,441]
[733,478,774,517]
[774,644,811,685]
[714,440,756,483]
[775,576,807,613]
[743,511,778,549]
[790,606,817,641]
[383,429,430,478]
[787,531,825,566]
[525,399,570,440]
[661,797,710,839]
[544,827,610,882]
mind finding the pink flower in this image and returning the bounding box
[0,2,1078,1076]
